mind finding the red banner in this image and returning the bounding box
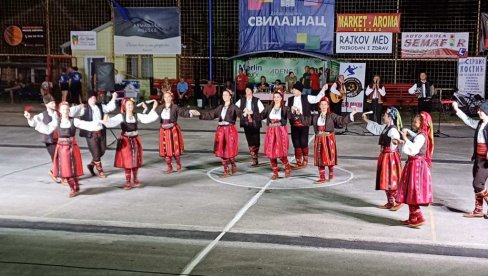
[336,13,401,33]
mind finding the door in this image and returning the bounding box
[85,56,106,90]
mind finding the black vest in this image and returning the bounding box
[239,96,262,128]
[287,95,311,117]
[58,118,77,138]
[472,121,488,160]
[79,103,105,138]
[417,81,433,98]
[40,110,55,143]
[121,113,138,133]
[378,125,396,147]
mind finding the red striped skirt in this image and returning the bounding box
[115,135,143,169]
[396,155,433,206]
[264,124,289,159]
[314,132,337,167]
[52,137,84,178]
[477,143,487,158]
[376,147,402,191]
[159,124,185,157]
[214,125,239,158]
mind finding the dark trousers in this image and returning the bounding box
[291,126,309,148]
[70,83,81,104]
[86,132,106,162]
[418,98,432,114]
[331,100,342,115]
[203,95,217,109]
[366,99,383,124]
[473,158,488,193]
[45,143,56,161]
[244,127,261,147]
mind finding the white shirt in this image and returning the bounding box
[221,106,228,120]
[31,116,102,135]
[287,90,325,114]
[365,85,386,99]
[104,111,158,135]
[268,108,282,120]
[366,121,401,151]
[408,82,435,98]
[115,73,124,84]
[161,107,171,120]
[27,109,58,128]
[330,82,343,96]
[456,110,486,143]
[235,98,265,113]
[317,115,327,126]
[70,100,117,131]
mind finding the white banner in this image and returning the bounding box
[339,63,366,112]
[401,32,469,58]
[457,57,486,98]
[70,31,97,50]
[336,33,392,54]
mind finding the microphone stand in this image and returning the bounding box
[434,89,451,138]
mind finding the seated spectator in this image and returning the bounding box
[203,80,217,109]
[40,76,53,97]
[177,77,189,105]
[4,74,26,104]
[257,76,270,93]
[273,79,284,93]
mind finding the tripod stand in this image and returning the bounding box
[337,93,362,135]
[434,89,452,138]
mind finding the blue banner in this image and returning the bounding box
[239,0,335,55]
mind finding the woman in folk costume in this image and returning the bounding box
[190,89,242,177]
[24,102,103,197]
[261,90,291,180]
[312,97,357,183]
[363,107,403,210]
[157,91,192,173]
[102,98,158,190]
[396,112,434,228]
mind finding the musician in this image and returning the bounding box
[365,75,386,124]
[330,75,346,115]
[408,72,435,113]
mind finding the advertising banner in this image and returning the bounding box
[401,32,469,58]
[338,63,366,112]
[239,0,335,55]
[3,25,45,47]
[336,13,400,33]
[457,57,486,98]
[70,31,97,50]
[336,32,392,54]
[114,7,181,54]
[233,57,326,84]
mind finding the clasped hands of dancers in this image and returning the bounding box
[25,84,486,228]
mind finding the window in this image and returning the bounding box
[126,55,153,79]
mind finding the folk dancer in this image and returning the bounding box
[396,112,434,227]
[363,107,403,209]
[312,97,356,183]
[235,87,265,166]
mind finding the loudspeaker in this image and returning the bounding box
[95,62,115,91]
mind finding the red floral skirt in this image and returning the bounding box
[264,124,289,159]
[396,155,433,206]
[159,124,185,157]
[214,125,239,158]
[314,132,337,167]
[376,147,402,191]
[52,137,84,178]
[115,135,143,169]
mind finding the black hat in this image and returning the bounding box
[42,95,55,104]
[293,82,304,92]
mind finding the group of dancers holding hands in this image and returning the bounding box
[24,79,487,228]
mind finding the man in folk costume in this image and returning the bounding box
[452,101,488,218]
[396,112,434,228]
[26,95,61,183]
[329,75,346,115]
[365,75,386,124]
[363,107,403,210]
[102,98,159,190]
[71,90,117,178]
[235,87,265,166]
[287,82,327,169]
[408,72,435,114]
[312,97,356,183]
[191,89,242,177]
